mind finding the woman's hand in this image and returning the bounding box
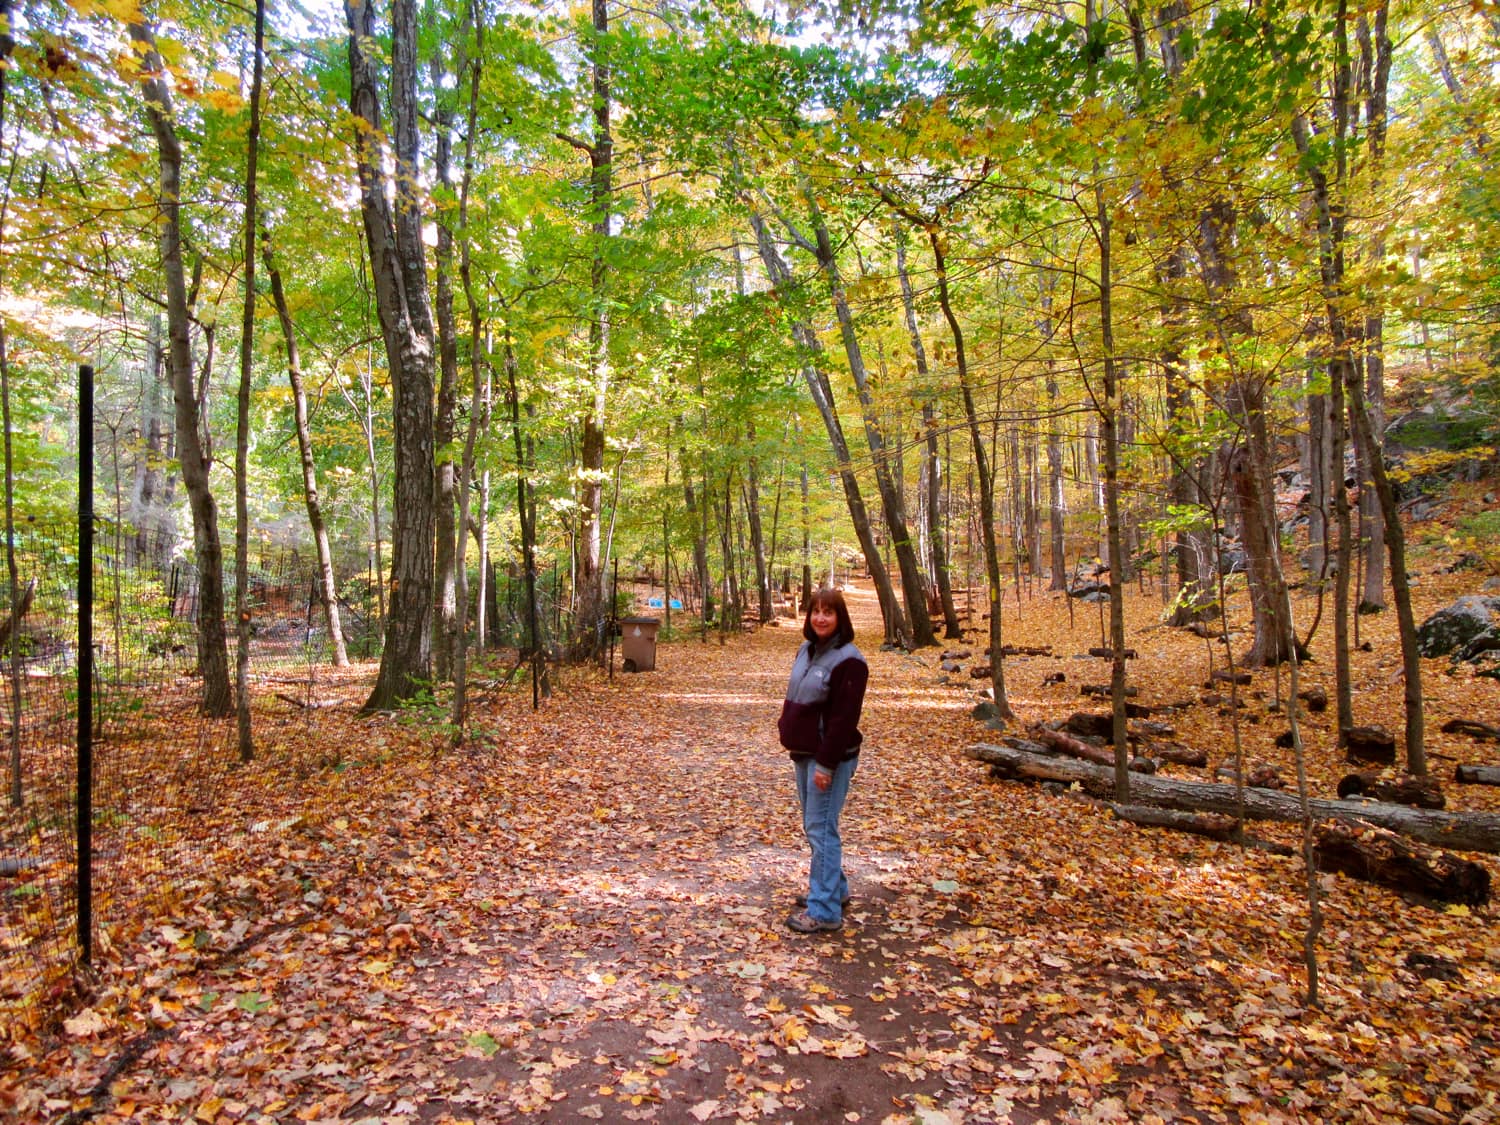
[814,766,833,792]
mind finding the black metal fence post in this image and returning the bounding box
[77,364,94,966]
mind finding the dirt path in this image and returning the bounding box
[401,586,1055,1123]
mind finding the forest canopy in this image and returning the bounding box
[0,0,1495,718]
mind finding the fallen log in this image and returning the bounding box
[965,742,1500,854]
[1033,724,1113,766]
[1443,719,1500,742]
[1110,804,1239,841]
[1455,765,1500,787]
[1001,644,1052,657]
[1337,771,1446,810]
[1153,742,1210,768]
[1089,646,1137,659]
[273,692,342,710]
[1062,712,1114,741]
[1210,669,1252,686]
[1215,762,1284,789]
[1312,820,1490,906]
[1081,683,1138,698]
[1062,711,1171,740]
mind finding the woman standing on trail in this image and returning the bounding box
[777,587,869,934]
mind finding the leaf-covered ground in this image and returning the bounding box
[5,574,1499,1124]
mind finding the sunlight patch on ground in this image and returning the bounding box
[655,691,778,706]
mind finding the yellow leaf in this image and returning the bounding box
[203,89,246,113]
[101,0,143,20]
[360,959,393,974]
[779,1015,809,1045]
[195,1096,224,1123]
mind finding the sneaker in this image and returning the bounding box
[795,894,851,909]
[786,910,843,934]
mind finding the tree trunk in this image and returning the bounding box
[263,237,349,666]
[1291,64,1424,772]
[431,60,462,683]
[1426,27,1493,155]
[744,426,772,623]
[574,0,613,658]
[1093,169,1131,799]
[347,0,436,710]
[928,229,1011,716]
[802,194,933,646]
[682,437,712,623]
[1356,4,1393,616]
[1228,440,1300,666]
[233,0,266,763]
[894,229,962,636]
[128,18,231,717]
[1303,380,1333,578]
[799,449,812,611]
[748,210,907,646]
[504,331,547,702]
[1046,369,1068,593]
[1155,13,1213,625]
[452,23,485,731]
[129,316,172,566]
[1,6,20,806]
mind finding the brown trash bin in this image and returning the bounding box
[619,616,661,672]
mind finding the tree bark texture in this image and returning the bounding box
[431,74,461,683]
[575,0,614,657]
[346,0,435,710]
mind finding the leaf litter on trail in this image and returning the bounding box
[2,581,1498,1123]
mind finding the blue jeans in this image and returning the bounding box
[794,756,857,923]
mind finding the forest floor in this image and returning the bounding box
[5,536,1500,1123]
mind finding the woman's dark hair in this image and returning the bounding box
[803,587,855,646]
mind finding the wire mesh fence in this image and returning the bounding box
[0,519,378,1035]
